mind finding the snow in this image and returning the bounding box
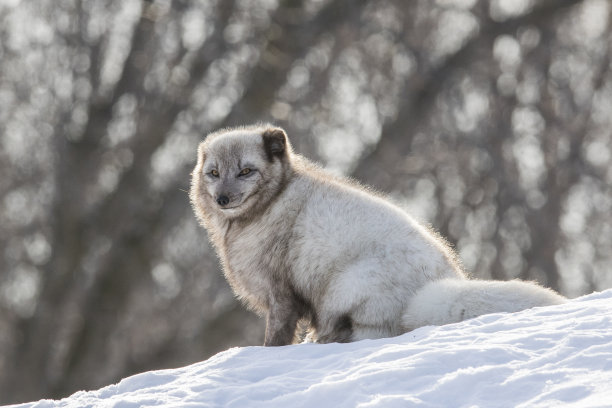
[10,290,612,408]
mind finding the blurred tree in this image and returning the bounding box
[1,0,611,404]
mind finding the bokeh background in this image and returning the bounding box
[1,0,611,403]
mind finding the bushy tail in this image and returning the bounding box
[402,278,566,330]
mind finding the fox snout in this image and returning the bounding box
[216,195,230,206]
[215,192,242,208]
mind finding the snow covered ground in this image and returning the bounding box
[10,289,612,408]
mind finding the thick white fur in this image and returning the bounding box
[191,125,566,344]
[286,168,467,341]
[402,278,567,330]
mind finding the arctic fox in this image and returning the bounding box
[190,124,565,345]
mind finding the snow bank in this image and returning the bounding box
[11,290,612,408]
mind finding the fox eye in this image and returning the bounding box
[238,168,251,176]
[210,169,219,177]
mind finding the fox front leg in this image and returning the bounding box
[263,295,301,346]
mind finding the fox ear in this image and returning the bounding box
[262,127,287,162]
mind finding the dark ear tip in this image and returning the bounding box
[263,127,286,140]
[262,127,287,160]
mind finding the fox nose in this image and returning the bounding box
[216,195,230,206]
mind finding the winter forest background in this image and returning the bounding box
[1,0,611,404]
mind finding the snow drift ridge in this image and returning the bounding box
[12,290,612,408]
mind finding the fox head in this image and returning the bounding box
[190,125,292,223]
